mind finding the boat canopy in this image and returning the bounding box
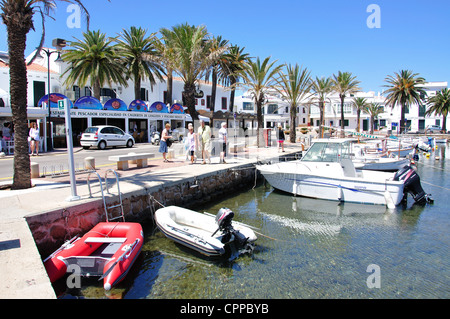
[302,139,354,162]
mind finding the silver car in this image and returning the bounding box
[80,125,135,150]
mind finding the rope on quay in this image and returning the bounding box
[420,180,450,192]
[415,161,450,173]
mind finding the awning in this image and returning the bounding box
[104,98,128,111]
[149,101,169,113]
[129,99,148,112]
[38,93,74,108]
[74,96,102,110]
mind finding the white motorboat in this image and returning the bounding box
[257,139,432,207]
[155,206,257,258]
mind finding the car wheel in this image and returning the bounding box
[98,140,107,150]
[126,139,133,148]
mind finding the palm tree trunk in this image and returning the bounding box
[134,76,141,101]
[210,67,217,130]
[290,105,296,143]
[340,95,345,137]
[319,101,325,138]
[229,77,236,112]
[183,82,198,121]
[166,69,173,105]
[356,109,361,132]
[7,21,31,189]
[256,97,264,148]
[93,80,101,101]
[400,103,406,134]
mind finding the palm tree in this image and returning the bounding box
[365,102,384,134]
[332,71,361,137]
[157,28,177,106]
[310,76,333,138]
[160,23,221,121]
[351,97,368,132]
[219,45,249,112]
[275,64,312,143]
[0,0,89,190]
[116,26,165,101]
[383,70,426,134]
[62,30,128,100]
[205,35,229,127]
[425,88,450,133]
[240,56,283,147]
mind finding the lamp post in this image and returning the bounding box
[36,39,66,152]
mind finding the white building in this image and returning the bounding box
[233,81,448,136]
[0,49,231,150]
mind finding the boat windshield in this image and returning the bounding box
[301,141,352,162]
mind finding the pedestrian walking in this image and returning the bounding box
[218,122,228,163]
[159,123,172,162]
[277,124,285,152]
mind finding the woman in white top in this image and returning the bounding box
[29,122,40,156]
[186,123,197,164]
[218,122,228,163]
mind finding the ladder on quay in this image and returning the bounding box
[87,169,125,222]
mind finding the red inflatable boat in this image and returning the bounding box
[44,222,143,290]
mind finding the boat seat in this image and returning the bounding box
[84,237,127,244]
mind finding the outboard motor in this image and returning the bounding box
[213,208,235,243]
[214,208,250,247]
[394,166,433,204]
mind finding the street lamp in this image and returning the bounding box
[35,38,66,152]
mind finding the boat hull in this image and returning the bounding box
[257,162,405,206]
[44,222,143,290]
[155,206,257,257]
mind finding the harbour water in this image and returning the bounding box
[56,143,449,299]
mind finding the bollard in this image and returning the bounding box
[84,157,95,170]
[30,162,40,178]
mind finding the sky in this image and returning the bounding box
[0,0,448,94]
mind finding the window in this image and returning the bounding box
[206,96,211,109]
[221,97,227,110]
[100,88,116,99]
[73,86,80,100]
[339,119,349,127]
[140,88,148,101]
[84,87,92,97]
[243,102,253,111]
[268,104,278,114]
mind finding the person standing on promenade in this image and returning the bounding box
[186,123,197,164]
[29,122,40,156]
[277,124,285,152]
[159,123,172,162]
[218,122,228,163]
[197,120,211,164]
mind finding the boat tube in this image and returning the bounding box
[44,222,144,290]
[155,206,257,258]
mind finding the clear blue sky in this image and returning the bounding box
[1,0,448,93]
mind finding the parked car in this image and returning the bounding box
[80,125,134,150]
[426,125,442,133]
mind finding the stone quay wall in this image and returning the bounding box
[26,164,260,258]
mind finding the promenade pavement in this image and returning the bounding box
[0,140,303,299]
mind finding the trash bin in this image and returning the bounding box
[263,128,272,147]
